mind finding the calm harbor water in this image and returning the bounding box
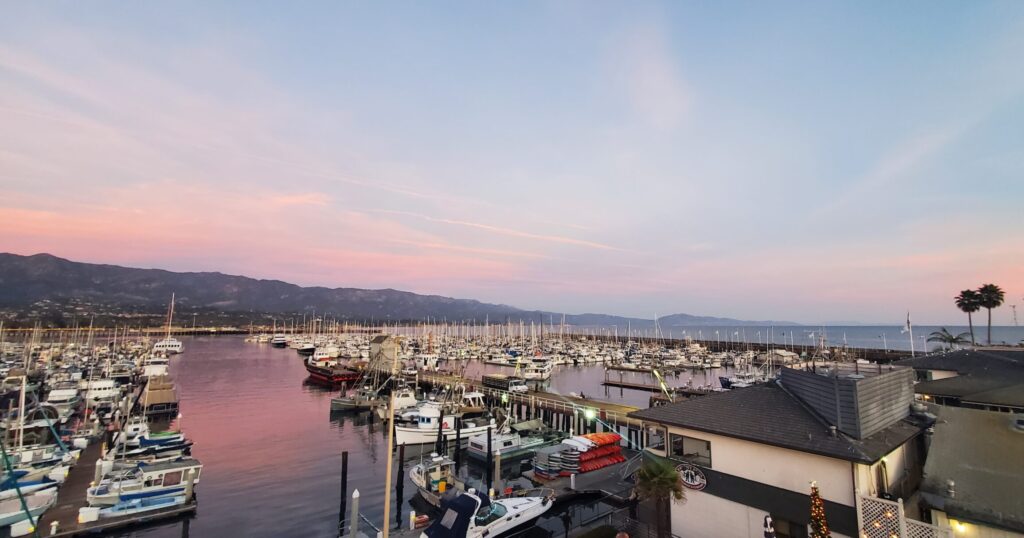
[116,336,658,538]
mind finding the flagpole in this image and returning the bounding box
[907,312,915,358]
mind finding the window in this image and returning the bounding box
[162,471,183,486]
[647,427,666,451]
[669,433,712,467]
[770,515,808,538]
[475,502,508,526]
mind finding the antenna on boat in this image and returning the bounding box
[381,336,402,538]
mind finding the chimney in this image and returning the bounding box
[828,425,838,438]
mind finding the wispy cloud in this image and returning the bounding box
[611,22,691,130]
[372,210,624,252]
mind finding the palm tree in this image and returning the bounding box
[954,289,982,346]
[977,284,1005,345]
[927,328,971,350]
[634,455,685,538]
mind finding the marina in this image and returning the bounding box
[1,324,1022,538]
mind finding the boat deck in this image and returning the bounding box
[36,442,196,537]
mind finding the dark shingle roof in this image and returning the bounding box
[912,376,1012,398]
[896,349,1024,376]
[628,383,924,464]
[960,383,1024,407]
[919,405,1024,532]
[897,349,1024,407]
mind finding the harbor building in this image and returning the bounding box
[629,364,934,538]
[918,405,1024,537]
[895,349,1024,413]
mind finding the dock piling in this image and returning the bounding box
[339,451,349,533]
[349,489,360,538]
[453,420,462,470]
[395,445,405,527]
[485,427,493,492]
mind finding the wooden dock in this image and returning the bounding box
[36,442,196,537]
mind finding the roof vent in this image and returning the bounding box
[1012,417,1024,433]
[828,425,838,438]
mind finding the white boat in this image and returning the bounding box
[142,356,170,377]
[466,427,562,462]
[87,458,202,507]
[79,379,120,404]
[410,453,464,506]
[394,403,494,446]
[153,338,184,354]
[374,386,420,419]
[0,489,57,527]
[522,360,552,381]
[45,388,80,419]
[270,334,288,348]
[421,488,553,538]
[99,494,187,518]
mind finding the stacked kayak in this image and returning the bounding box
[575,433,625,473]
[532,446,564,480]
[532,432,624,479]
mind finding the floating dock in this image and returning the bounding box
[36,441,195,537]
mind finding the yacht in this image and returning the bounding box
[270,334,288,348]
[152,338,184,354]
[522,360,553,381]
[79,379,120,404]
[87,458,202,506]
[394,402,494,446]
[44,388,80,420]
[421,489,553,538]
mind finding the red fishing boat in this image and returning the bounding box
[304,357,361,385]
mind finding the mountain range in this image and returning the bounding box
[0,253,797,327]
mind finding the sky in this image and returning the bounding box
[1,2,1022,325]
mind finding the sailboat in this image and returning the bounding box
[153,294,184,354]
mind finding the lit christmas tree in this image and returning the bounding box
[809,481,832,538]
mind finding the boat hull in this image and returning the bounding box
[305,364,360,386]
[395,422,493,446]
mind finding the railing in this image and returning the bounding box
[856,494,951,538]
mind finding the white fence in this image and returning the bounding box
[856,494,951,538]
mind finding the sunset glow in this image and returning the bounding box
[2,2,1022,323]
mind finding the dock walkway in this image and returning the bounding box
[37,442,195,537]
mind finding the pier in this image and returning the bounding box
[400,371,665,451]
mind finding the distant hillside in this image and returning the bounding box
[0,253,797,327]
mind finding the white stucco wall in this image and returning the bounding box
[656,425,856,506]
[671,488,853,538]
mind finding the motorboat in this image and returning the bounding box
[330,385,381,412]
[152,338,184,355]
[466,423,563,463]
[99,494,187,518]
[410,452,464,507]
[87,458,202,506]
[44,388,80,420]
[270,334,288,348]
[304,357,360,386]
[374,386,419,419]
[421,488,553,538]
[0,489,57,527]
[394,402,494,446]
